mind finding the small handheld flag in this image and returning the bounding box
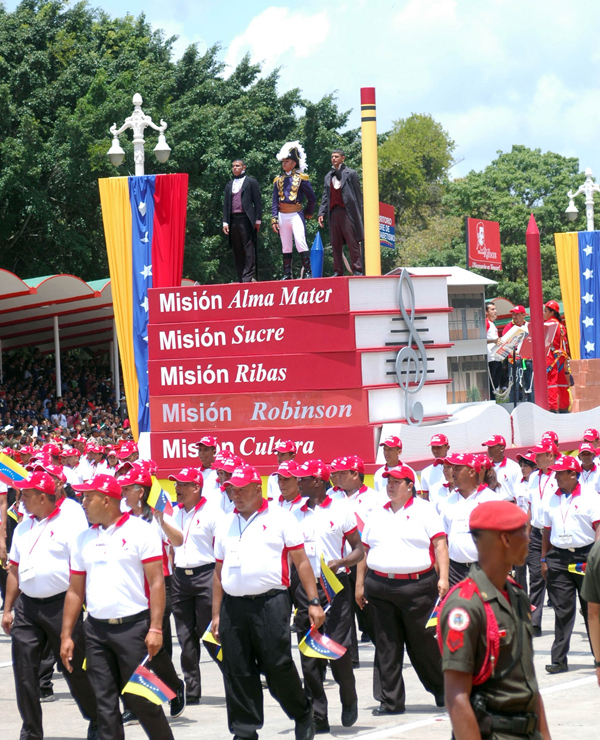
[147,478,174,517]
[568,563,586,575]
[0,453,27,487]
[201,622,223,661]
[426,597,441,629]
[122,658,176,705]
[299,626,346,660]
[319,555,344,603]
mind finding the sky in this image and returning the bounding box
[6,0,600,179]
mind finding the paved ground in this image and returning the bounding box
[0,605,598,739]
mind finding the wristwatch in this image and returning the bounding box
[595,660,600,668]
[308,598,321,607]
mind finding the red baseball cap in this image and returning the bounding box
[530,443,556,455]
[60,448,81,458]
[545,300,560,313]
[433,457,449,467]
[482,435,506,447]
[73,474,123,500]
[224,464,262,487]
[329,457,344,471]
[430,434,449,446]
[541,431,559,444]
[118,465,152,488]
[334,455,365,474]
[517,452,536,465]
[277,460,299,478]
[13,471,56,495]
[382,464,415,483]
[446,453,481,472]
[583,428,600,442]
[579,442,596,455]
[42,443,61,457]
[469,501,528,532]
[117,441,138,459]
[380,436,402,450]
[477,454,493,471]
[197,435,217,448]
[274,440,297,454]
[510,305,526,314]
[212,452,243,473]
[19,445,35,455]
[31,462,67,483]
[549,456,582,474]
[168,468,203,485]
[292,459,331,482]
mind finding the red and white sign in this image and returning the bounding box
[466,218,502,271]
[148,277,349,324]
[150,426,378,473]
[148,352,362,396]
[147,314,356,360]
[150,389,368,431]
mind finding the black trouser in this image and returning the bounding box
[527,528,546,629]
[230,213,256,282]
[365,570,443,712]
[220,589,311,740]
[546,545,592,665]
[11,593,96,740]
[295,576,356,723]
[330,206,362,274]
[449,559,473,587]
[84,613,174,740]
[163,574,173,658]
[147,579,181,695]
[171,564,219,701]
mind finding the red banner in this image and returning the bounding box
[466,217,502,271]
[151,426,378,473]
[152,174,188,288]
[150,389,368,431]
[148,351,362,396]
[148,277,349,324]
[147,314,356,360]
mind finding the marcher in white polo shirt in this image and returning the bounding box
[578,442,600,492]
[440,453,502,586]
[212,451,243,513]
[293,459,363,733]
[270,460,306,514]
[2,471,98,740]
[427,457,455,514]
[482,434,520,502]
[541,456,600,674]
[266,440,297,501]
[168,466,223,705]
[356,464,448,715]
[61,474,173,740]
[373,436,420,494]
[527,443,558,635]
[419,434,450,501]
[212,463,324,740]
[60,448,84,487]
[512,452,538,591]
[195,435,221,501]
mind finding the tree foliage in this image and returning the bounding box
[0,0,360,282]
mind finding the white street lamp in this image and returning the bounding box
[107,93,171,175]
[566,167,600,231]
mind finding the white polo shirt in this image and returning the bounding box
[58,497,89,528]
[362,496,445,575]
[311,495,358,575]
[343,484,388,525]
[429,481,453,514]
[528,470,558,529]
[292,504,318,574]
[420,461,445,496]
[493,457,521,501]
[172,498,222,569]
[269,493,307,515]
[214,500,304,597]
[200,467,221,502]
[70,513,162,619]
[76,457,94,481]
[146,513,181,576]
[514,478,532,514]
[64,466,83,487]
[9,500,88,599]
[266,472,280,501]
[543,484,600,549]
[441,485,503,563]
[580,464,600,493]
[374,464,420,494]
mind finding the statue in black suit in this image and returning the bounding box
[318,150,364,276]
[223,159,263,282]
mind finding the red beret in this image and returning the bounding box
[469,501,528,532]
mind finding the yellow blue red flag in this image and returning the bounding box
[426,597,441,629]
[319,554,344,603]
[122,663,176,705]
[299,626,346,660]
[0,453,27,487]
[568,563,586,575]
[201,622,223,661]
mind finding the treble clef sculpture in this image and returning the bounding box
[394,269,428,426]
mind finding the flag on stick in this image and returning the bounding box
[568,563,586,575]
[299,626,346,660]
[426,597,441,629]
[122,658,176,704]
[0,453,27,487]
[202,622,223,661]
[148,478,173,517]
[319,555,344,603]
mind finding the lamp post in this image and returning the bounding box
[107,93,171,175]
[565,167,600,231]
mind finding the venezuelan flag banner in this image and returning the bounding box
[122,663,176,704]
[299,626,346,660]
[99,174,188,440]
[319,554,344,603]
[568,562,586,575]
[426,597,441,629]
[554,230,600,360]
[0,452,27,487]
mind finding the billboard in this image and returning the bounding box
[379,202,396,249]
[466,217,502,271]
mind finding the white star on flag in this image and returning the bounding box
[583,292,594,303]
[138,202,147,216]
[584,244,594,256]
[583,316,594,328]
[585,341,595,353]
[584,268,594,280]
[141,231,149,243]
[140,296,149,312]
[143,336,148,342]
[140,264,152,279]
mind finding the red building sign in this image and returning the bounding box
[466,217,502,271]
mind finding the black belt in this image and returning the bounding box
[24,591,67,605]
[88,609,149,626]
[552,544,592,556]
[175,563,215,577]
[487,712,537,736]
[450,558,475,567]
[233,588,283,601]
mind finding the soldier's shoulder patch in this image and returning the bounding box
[447,607,470,631]
[299,173,310,180]
[273,176,280,184]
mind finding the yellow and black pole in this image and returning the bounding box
[360,87,381,276]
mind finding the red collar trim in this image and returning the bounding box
[300,500,310,512]
[443,482,451,489]
[497,457,507,468]
[558,483,581,498]
[358,484,368,494]
[383,495,415,511]
[319,495,333,509]
[477,484,487,493]
[92,511,131,530]
[584,464,597,473]
[383,500,392,510]
[279,494,302,505]
[235,498,269,515]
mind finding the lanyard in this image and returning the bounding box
[581,468,595,484]
[538,473,552,500]
[182,499,206,547]
[558,493,576,533]
[237,509,262,539]
[27,508,60,556]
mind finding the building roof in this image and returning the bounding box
[405,266,498,287]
